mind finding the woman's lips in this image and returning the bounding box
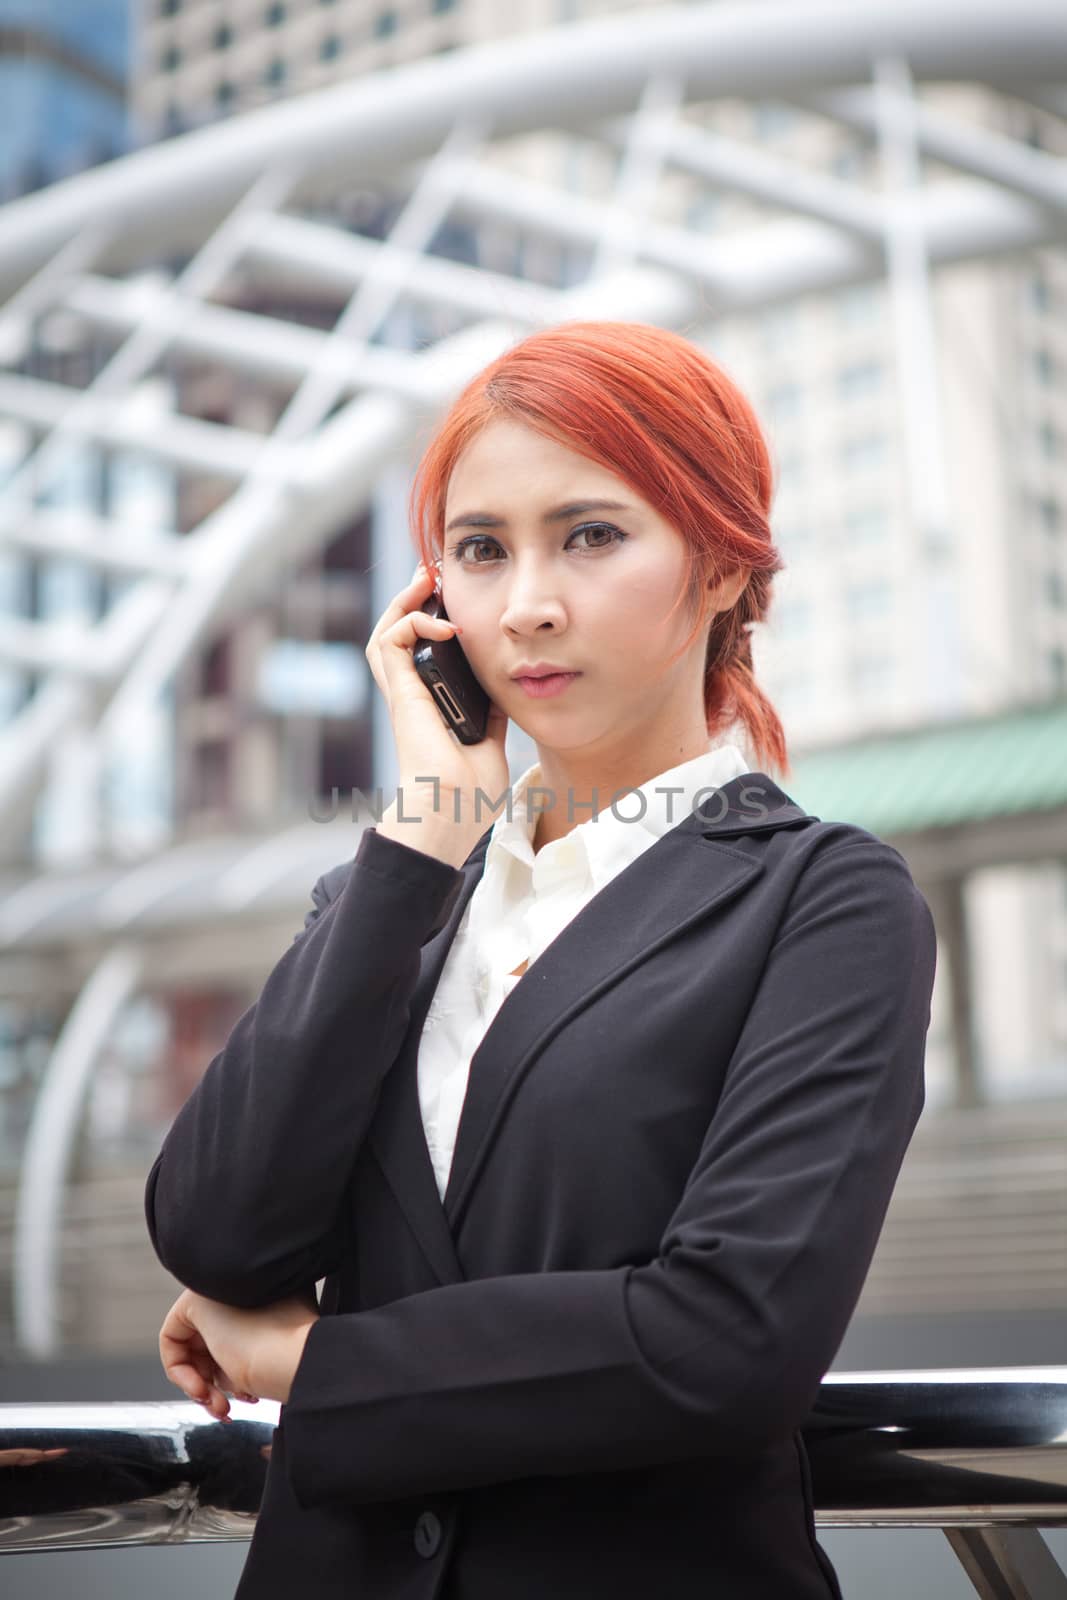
[513,672,582,699]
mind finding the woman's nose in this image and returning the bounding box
[498,567,567,634]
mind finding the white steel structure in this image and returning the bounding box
[1,0,1066,1354]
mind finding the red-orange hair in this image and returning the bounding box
[408,319,789,779]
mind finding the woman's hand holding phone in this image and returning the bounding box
[364,563,511,870]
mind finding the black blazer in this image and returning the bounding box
[144,770,938,1600]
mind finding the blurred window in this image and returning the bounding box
[845,580,892,620]
[838,360,883,401]
[192,739,230,811]
[1029,273,1052,313]
[844,505,889,544]
[849,654,894,699]
[768,382,801,423]
[836,283,881,327]
[841,434,886,472]
[1034,347,1056,385]
[1038,496,1061,534]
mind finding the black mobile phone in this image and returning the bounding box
[412,584,491,744]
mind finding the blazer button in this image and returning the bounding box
[414,1509,442,1558]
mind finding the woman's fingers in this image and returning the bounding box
[365,563,441,706]
[156,1289,261,1423]
[213,1365,259,1405]
[159,1294,224,1409]
[382,607,457,654]
[163,1352,212,1402]
[159,1307,207,1391]
[365,563,432,651]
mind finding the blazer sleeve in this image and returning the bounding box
[280,833,938,1509]
[143,827,466,1306]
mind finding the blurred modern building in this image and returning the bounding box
[0,0,133,200]
[132,0,1067,1105]
[0,0,1065,1362]
[134,0,650,136]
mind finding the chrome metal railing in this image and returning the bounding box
[1,1367,1066,1596]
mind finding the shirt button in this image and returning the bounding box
[414,1509,443,1558]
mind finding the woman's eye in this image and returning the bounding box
[569,522,621,551]
[455,536,499,564]
[451,524,624,564]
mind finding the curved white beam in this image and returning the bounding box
[0,507,185,577]
[793,84,1067,216]
[61,268,550,396]
[604,113,887,239]
[0,0,1062,297]
[97,264,701,746]
[62,274,433,401]
[13,943,144,1355]
[0,617,120,678]
[439,154,1059,302]
[0,0,1063,844]
[0,583,170,852]
[0,370,289,480]
[246,213,558,324]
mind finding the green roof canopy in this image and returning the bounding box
[783,697,1067,839]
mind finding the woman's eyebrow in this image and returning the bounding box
[444,498,632,533]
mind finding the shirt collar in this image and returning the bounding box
[487,742,753,894]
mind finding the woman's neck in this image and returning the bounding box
[529,731,713,853]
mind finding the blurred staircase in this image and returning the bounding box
[854,1096,1067,1317]
[0,1098,1064,1357]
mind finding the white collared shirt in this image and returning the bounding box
[416,742,752,1201]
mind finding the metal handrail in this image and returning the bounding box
[1,1367,1065,1596]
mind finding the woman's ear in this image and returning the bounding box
[706,567,749,613]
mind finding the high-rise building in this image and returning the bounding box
[134,0,652,136]
[0,3,150,861]
[0,0,132,200]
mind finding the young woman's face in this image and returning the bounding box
[439,417,710,754]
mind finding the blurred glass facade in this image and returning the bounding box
[0,0,132,200]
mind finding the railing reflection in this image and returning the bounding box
[1,1368,1065,1596]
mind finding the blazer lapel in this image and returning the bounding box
[368,833,492,1286]
[442,774,815,1230]
[368,773,815,1282]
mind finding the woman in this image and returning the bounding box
[149,320,938,1599]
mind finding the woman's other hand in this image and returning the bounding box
[158,1286,319,1419]
[365,563,511,867]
